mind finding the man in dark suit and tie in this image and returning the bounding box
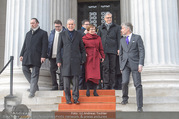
[119,22,145,112]
[57,18,86,104]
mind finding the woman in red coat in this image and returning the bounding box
[82,24,105,96]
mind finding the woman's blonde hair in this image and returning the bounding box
[86,24,96,31]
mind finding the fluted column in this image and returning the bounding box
[50,0,77,30]
[129,0,179,66]
[5,0,51,69]
[120,0,131,23]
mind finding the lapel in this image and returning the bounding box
[71,31,77,42]
[65,31,72,42]
[65,30,77,43]
[122,37,128,51]
[127,34,135,52]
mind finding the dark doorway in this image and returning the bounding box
[77,0,121,29]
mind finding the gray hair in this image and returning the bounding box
[121,22,133,32]
[104,12,112,18]
[67,18,75,24]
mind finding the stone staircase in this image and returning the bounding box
[0,67,179,112]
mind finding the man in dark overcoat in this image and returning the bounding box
[97,12,121,89]
[20,18,48,98]
[57,18,86,104]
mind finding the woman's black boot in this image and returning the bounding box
[93,84,99,96]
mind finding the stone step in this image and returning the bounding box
[61,96,116,103]
[116,103,179,111]
[116,96,179,104]
[23,103,179,112]
[63,90,115,96]
[25,104,59,111]
[58,103,116,111]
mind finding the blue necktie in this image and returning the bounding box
[126,36,129,45]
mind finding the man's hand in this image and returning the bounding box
[57,63,61,67]
[19,56,23,61]
[117,50,120,55]
[41,58,46,63]
[84,30,88,34]
[138,65,143,73]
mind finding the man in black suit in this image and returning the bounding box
[119,22,145,112]
[77,19,89,90]
[20,18,48,98]
[57,18,86,104]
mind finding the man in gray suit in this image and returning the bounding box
[119,22,145,112]
[57,18,86,104]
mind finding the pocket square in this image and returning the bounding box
[132,41,135,42]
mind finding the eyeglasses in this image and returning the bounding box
[105,17,112,19]
[84,24,89,25]
[55,26,62,28]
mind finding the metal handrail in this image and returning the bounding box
[0,56,14,96]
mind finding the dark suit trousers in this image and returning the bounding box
[79,64,86,89]
[122,61,143,108]
[103,53,116,89]
[50,58,63,88]
[63,76,79,101]
[22,66,40,95]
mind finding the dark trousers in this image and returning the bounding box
[22,65,40,95]
[103,53,116,89]
[122,62,143,108]
[115,74,122,90]
[79,64,86,89]
[50,58,63,89]
[63,76,79,101]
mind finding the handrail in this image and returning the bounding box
[0,56,14,96]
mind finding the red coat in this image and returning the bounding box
[82,33,105,84]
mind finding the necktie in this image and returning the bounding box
[126,36,129,45]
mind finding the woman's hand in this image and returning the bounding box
[101,58,104,62]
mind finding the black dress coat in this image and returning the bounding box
[20,28,48,68]
[97,23,121,54]
[56,30,86,76]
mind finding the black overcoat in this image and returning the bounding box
[97,23,121,54]
[20,28,48,68]
[56,30,86,76]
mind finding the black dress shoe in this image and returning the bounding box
[93,92,99,96]
[86,90,90,97]
[27,88,39,92]
[59,86,64,90]
[121,100,128,105]
[74,100,80,104]
[137,107,143,112]
[51,87,58,90]
[66,100,72,104]
[28,93,35,98]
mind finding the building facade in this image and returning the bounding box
[0,0,179,89]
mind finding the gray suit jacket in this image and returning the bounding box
[119,34,145,71]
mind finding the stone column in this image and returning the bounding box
[120,0,131,23]
[129,0,179,66]
[50,0,77,30]
[0,0,7,69]
[5,0,51,69]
